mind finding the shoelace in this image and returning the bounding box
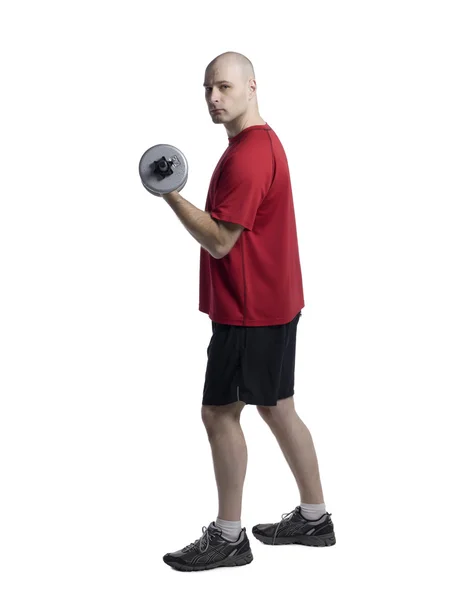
[182,525,220,553]
[272,507,299,545]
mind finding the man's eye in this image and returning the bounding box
[205,86,229,91]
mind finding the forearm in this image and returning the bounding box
[162,191,222,259]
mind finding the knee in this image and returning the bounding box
[201,402,244,432]
[201,405,219,431]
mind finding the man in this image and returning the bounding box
[161,51,336,572]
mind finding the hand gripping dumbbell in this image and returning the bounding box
[138,144,188,197]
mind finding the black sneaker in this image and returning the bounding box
[163,522,254,571]
[252,506,336,546]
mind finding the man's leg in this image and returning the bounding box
[257,396,324,504]
[201,400,247,521]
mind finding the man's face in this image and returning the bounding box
[204,64,249,124]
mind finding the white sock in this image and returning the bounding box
[300,503,327,521]
[215,518,242,542]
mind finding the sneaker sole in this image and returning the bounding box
[163,549,254,571]
[252,531,336,547]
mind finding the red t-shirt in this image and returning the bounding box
[199,123,305,326]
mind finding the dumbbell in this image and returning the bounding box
[138,144,188,197]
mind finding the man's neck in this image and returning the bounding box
[225,117,266,139]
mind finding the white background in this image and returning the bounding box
[1,0,448,598]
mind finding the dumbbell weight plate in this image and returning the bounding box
[139,144,188,196]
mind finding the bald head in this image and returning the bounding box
[205,52,255,84]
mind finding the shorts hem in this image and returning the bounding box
[202,390,294,407]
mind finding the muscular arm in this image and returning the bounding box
[162,190,225,259]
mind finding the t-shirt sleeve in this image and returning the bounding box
[210,146,273,232]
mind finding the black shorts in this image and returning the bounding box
[202,310,302,407]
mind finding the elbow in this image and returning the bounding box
[212,239,226,260]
